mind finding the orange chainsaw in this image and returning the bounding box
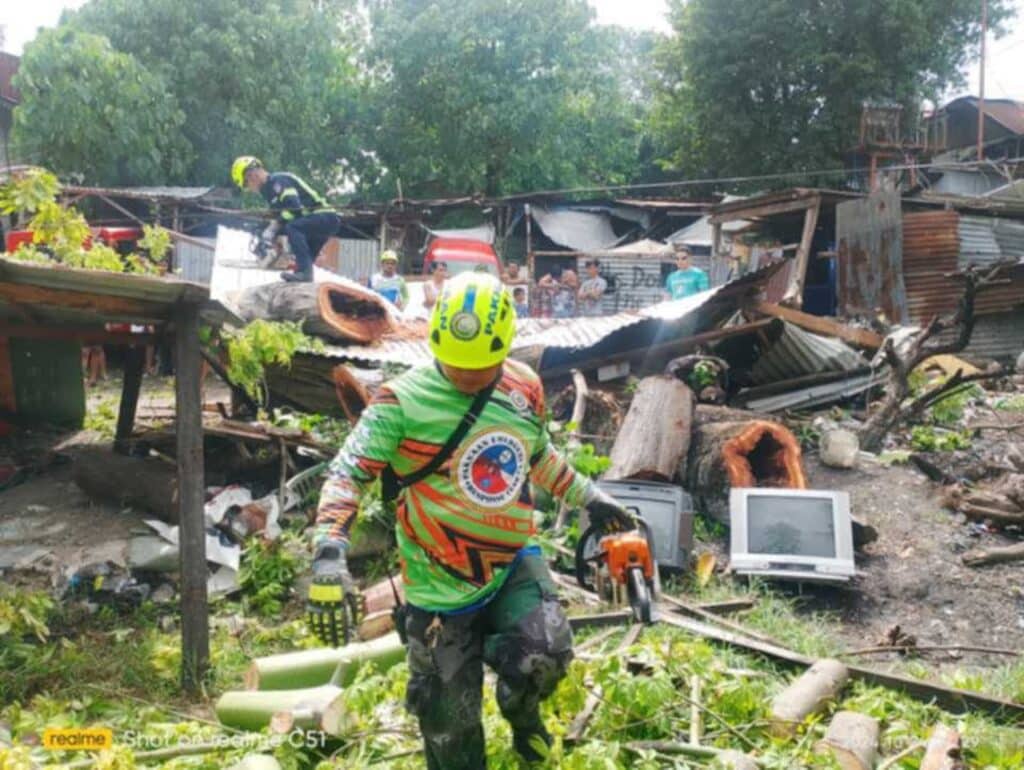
[575,512,657,623]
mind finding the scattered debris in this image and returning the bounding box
[815,710,879,770]
[819,429,860,469]
[769,658,849,738]
[920,724,964,770]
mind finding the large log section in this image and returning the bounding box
[605,376,694,482]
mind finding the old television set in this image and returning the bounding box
[729,488,855,584]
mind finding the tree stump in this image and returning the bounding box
[686,419,807,523]
[235,281,394,344]
[770,659,849,737]
[815,711,878,770]
[605,375,694,482]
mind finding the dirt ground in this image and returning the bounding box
[784,454,1024,656]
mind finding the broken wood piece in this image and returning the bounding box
[331,364,371,423]
[566,623,643,743]
[770,658,849,738]
[357,610,395,641]
[962,541,1024,567]
[712,750,760,770]
[877,741,926,770]
[815,710,878,770]
[920,724,963,770]
[72,447,178,522]
[235,280,394,344]
[696,598,756,615]
[750,301,883,349]
[840,644,1019,659]
[661,592,778,645]
[623,740,723,762]
[605,375,694,482]
[215,685,346,734]
[689,675,703,745]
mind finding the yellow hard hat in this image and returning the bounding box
[429,273,516,369]
[380,249,399,263]
[231,156,262,188]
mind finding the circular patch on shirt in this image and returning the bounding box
[454,428,528,510]
[450,311,481,341]
[509,389,530,414]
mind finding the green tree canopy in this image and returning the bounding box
[651,0,1014,183]
[361,0,653,198]
[14,0,363,189]
[12,28,191,185]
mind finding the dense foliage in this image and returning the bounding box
[650,0,1014,183]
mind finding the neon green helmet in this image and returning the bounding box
[380,249,399,263]
[429,273,516,369]
[231,156,262,188]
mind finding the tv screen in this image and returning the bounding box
[746,494,836,558]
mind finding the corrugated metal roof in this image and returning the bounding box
[964,311,1024,361]
[743,370,885,413]
[531,206,619,251]
[902,210,960,324]
[959,216,1003,266]
[63,185,218,202]
[750,323,867,385]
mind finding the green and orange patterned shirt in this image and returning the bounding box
[315,359,593,612]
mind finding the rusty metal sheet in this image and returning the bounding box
[836,191,908,322]
[901,210,960,324]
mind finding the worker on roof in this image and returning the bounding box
[231,156,340,282]
[307,272,633,769]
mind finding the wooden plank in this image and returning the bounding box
[176,302,209,694]
[114,346,146,450]
[783,197,821,307]
[0,337,16,414]
[710,195,817,224]
[0,283,168,321]
[658,611,1024,722]
[0,324,159,345]
[750,301,884,349]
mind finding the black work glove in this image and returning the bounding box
[307,541,359,647]
[584,487,636,533]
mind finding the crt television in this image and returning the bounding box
[729,488,855,584]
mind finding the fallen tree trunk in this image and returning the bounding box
[605,375,694,482]
[72,448,177,522]
[815,711,878,770]
[236,281,394,344]
[216,685,345,734]
[962,541,1024,567]
[769,658,849,737]
[686,419,807,523]
[921,724,963,770]
[266,353,382,419]
[245,632,405,690]
[694,404,779,427]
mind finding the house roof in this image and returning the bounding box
[942,96,1024,136]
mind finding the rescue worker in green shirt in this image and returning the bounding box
[307,272,633,768]
[231,156,340,282]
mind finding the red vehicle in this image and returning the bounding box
[422,237,501,277]
[4,226,142,254]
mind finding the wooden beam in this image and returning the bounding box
[176,302,209,694]
[114,346,146,451]
[710,195,818,224]
[657,611,1024,722]
[783,197,821,307]
[0,283,167,321]
[538,318,777,381]
[0,324,159,345]
[749,301,883,349]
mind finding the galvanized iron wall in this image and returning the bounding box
[901,210,960,324]
[174,238,216,284]
[575,254,673,313]
[836,191,908,322]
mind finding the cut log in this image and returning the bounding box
[265,353,382,419]
[605,375,694,482]
[72,447,178,522]
[815,711,879,770]
[357,610,396,641]
[216,685,346,734]
[921,724,964,770]
[361,576,404,615]
[770,658,849,737]
[235,281,394,344]
[332,364,371,424]
[686,419,807,523]
[712,751,760,770]
[245,632,405,690]
[693,404,779,427]
[962,541,1024,567]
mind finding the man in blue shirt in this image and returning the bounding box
[664,244,709,300]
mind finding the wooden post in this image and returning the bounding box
[114,345,146,453]
[524,203,534,288]
[175,301,209,694]
[783,197,821,308]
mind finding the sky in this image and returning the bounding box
[2,0,1023,100]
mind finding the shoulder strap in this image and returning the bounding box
[381,375,499,502]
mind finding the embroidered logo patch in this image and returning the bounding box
[454,428,528,509]
[509,389,530,414]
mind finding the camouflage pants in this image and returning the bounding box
[404,554,574,770]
